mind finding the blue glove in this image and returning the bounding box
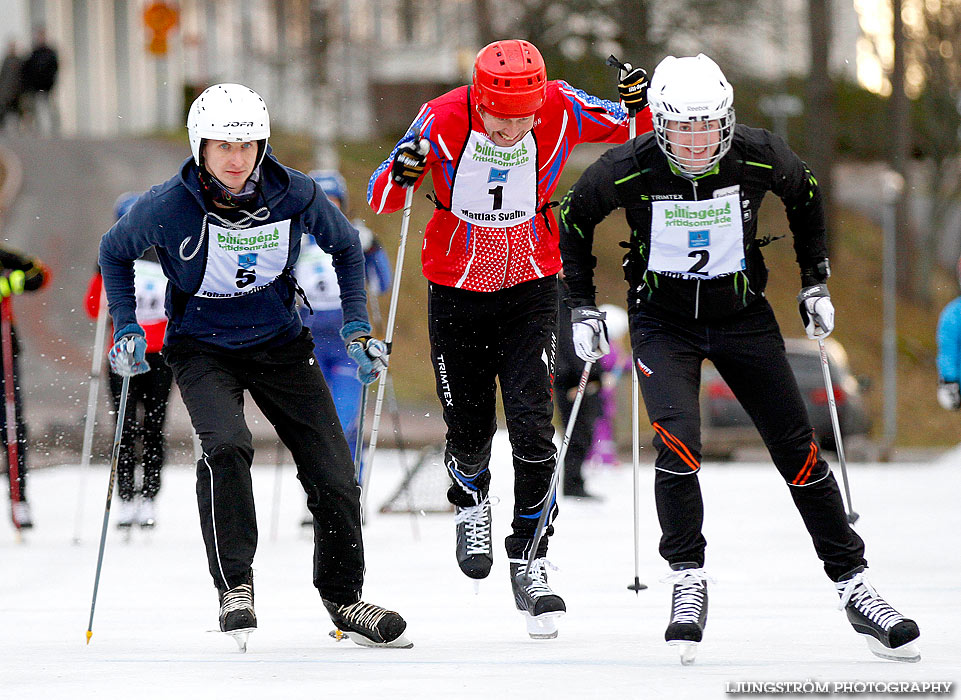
[108,323,150,376]
[365,245,392,296]
[346,335,388,385]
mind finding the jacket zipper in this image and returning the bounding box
[691,178,701,320]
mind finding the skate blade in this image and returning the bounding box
[225,627,255,652]
[328,628,414,649]
[668,640,698,665]
[865,635,921,663]
[521,611,564,640]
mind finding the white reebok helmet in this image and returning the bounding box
[187,83,270,167]
[648,54,735,176]
[598,304,629,342]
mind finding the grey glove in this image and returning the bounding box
[798,284,835,339]
[571,306,610,362]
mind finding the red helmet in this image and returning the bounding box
[472,40,547,118]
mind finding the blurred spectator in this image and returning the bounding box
[936,256,961,411]
[586,304,631,468]
[1,244,51,529]
[21,27,58,134]
[0,40,25,131]
[84,193,173,529]
[554,278,603,499]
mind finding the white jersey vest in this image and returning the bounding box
[294,238,342,311]
[196,219,291,298]
[648,192,745,279]
[449,130,537,228]
[133,259,167,324]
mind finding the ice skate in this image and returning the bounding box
[138,498,156,528]
[219,578,256,652]
[324,599,412,648]
[836,566,920,662]
[115,498,137,530]
[11,500,33,529]
[509,558,566,639]
[662,562,710,665]
[454,497,493,580]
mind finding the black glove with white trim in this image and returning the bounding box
[617,66,648,114]
[390,139,429,188]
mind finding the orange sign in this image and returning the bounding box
[144,2,178,56]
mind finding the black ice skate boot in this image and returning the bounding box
[663,562,710,666]
[454,497,494,580]
[447,455,494,581]
[324,599,413,649]
[509,557,566,639]
[835,566,920,662]
[218,575,256,652]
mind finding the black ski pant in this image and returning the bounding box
[109,352,173,501]
[1,324,29,503]
[428,276,558,556]
[164,329,364,604]
[630,299,866,582]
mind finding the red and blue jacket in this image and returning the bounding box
[368,82,651,292]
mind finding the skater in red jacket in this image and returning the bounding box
[369,38,651,639]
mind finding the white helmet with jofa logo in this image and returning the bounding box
[187,83,270,167]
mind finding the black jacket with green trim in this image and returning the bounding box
[558,124,829,321]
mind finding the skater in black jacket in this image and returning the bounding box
[558,53,919,665]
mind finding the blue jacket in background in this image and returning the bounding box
[99,150,369,351]
[936,296,961,383]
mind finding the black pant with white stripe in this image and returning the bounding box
[630,298,866,581]
[428,276,558,552]
[165,329,364,605]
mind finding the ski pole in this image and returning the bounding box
[86,369,133,644]
[361,140,425,511]
[73,288,110,544]
[1,296,23,536]
[522,361,593,582]
[817,338,859,524]
[609,53,648,592]
[354,384,368,485]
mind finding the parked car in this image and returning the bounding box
[700,337,872,458]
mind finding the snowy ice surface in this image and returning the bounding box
[3,431,958,699]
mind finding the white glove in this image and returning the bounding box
[938,380,961,410]
[798,284,835,339]
[572,306,610,362]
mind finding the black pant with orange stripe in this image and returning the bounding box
[630,299,866,582]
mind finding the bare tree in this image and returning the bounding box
[805,0,837,255]
[473,0,496,47]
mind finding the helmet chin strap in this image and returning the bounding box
[198,164,262,207]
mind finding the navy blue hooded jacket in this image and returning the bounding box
[99,151,369,351]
